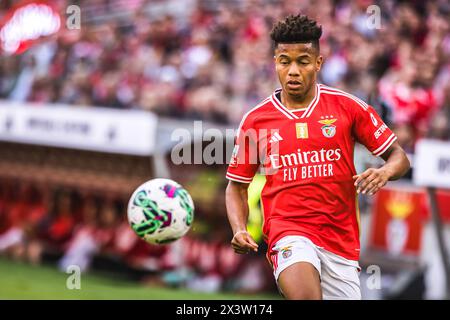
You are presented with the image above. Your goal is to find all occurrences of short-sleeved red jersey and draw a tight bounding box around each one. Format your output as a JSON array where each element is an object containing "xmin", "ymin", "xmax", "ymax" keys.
[{"xmin": 226, "ymin": 84, "xmax": 397, "ymax": 261}]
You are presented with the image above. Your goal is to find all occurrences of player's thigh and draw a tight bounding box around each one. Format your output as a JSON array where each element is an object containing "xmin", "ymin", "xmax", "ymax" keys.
[
  {"xmin": 271, "ymin": 236, "xmax": 322, "ymax": 300},
  {"xmin": 278, "ymin": 261, "xmax": 322, "ymax": 300},
  {"xmin": 318, "ymin": 249, "xmax": 361, "ymax": 300}
]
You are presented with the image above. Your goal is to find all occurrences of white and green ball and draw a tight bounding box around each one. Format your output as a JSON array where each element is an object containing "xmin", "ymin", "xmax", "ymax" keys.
[{"xmin": 127, "ymin": 178, "xmax": 194, "ymax": 244}]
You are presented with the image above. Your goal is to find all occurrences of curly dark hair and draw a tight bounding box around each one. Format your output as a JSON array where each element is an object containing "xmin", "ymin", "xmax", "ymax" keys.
[{"xmin": 270, "ymin": 14, "xmax": 322, "ymax": 52}]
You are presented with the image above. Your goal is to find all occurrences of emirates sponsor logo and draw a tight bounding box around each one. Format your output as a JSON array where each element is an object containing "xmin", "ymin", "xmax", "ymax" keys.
[
  {"xmin": 269, "ymin": 148, "xmax": 341, "ymax": 169},
  {"xmin": 268, "ymin": 148, "xmax": 341, "ymax": 181}
]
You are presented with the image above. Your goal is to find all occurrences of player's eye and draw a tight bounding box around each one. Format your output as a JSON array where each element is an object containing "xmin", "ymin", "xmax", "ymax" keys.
[{"xmin": 279, "ymin": 60, "xmax": 289, "ymax": 65}]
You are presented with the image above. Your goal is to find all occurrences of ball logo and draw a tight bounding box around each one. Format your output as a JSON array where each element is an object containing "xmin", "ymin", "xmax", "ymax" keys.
[{"xmin": 318, "ymin": 118, "xmax": 337, "ymax": 138}]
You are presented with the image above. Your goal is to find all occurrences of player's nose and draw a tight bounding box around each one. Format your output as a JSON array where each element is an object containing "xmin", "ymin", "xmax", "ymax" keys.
[{"xmin": 288, "ymin": 63, "xmax": 301, "ymax": 76}]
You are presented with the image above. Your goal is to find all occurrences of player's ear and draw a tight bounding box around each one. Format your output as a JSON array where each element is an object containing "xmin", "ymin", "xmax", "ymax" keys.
[
  {"xmin": 316, "ymin": 55, "xmax": 323, "ymax": 72},
  {"xmin": 273, "ymin": 43, "xmax": 278, "ymax": 63}
]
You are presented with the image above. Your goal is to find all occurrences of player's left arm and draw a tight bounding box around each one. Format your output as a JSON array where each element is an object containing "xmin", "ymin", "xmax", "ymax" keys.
[
  {"xmin": 353, "ymin": 141, "xmax": 410, "ymax": 195},
  {"xmin": 351, "ymin": 100, "xmax": 411, "ymax": 195}
]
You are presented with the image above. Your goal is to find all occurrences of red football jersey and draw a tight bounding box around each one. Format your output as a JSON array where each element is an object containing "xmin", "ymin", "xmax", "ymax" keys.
[{"xmin": 226, "ymin": 84, "xmax": 397, "ymax": 261}]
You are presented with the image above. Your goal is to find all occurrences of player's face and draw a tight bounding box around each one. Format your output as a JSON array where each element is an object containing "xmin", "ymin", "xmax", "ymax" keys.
[{"xmin": 274, "ymin": 43, "xmax": 323, "ymax": 101}]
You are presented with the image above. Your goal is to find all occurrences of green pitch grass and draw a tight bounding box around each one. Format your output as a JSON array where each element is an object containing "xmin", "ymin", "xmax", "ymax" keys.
[{"xmin": 0, "ymin": 258, "xmax": 279, "ymax": 300}]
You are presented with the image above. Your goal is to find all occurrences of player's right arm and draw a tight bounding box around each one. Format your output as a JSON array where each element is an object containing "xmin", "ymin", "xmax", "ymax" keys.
[
  {"xmin": 225, "ymin": 181, "xmax": 258, "ymax": 254},
  {"xmin": 225, "ymin": 114, "xmax": 259, "ymax": 254}
]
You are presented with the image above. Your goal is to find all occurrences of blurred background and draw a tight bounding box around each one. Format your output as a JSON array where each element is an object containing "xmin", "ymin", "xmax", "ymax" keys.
[{"xmin": 0, "ymin": 0, "xmax": 449, "ymax": 299}]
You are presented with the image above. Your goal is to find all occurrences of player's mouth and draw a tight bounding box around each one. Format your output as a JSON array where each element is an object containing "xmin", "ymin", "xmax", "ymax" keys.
[{"xmin": 286, "ymin": 80, "xmax": 303, "ymax": 90}]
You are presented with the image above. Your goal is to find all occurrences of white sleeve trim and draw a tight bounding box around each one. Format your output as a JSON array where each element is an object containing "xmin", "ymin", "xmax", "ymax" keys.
[
  {"xmin": 373, "ymin": 134, "xmax": 397, "ymax": 157},
  {"xmin": 226, "ymin": 172, "xmax": 254, "ymax": 183}
]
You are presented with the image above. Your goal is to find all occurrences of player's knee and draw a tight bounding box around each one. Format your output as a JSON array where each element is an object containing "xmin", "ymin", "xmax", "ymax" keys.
[{"xmin": 279, "ymin": 279, "xmax": 322, "ymax": 300}]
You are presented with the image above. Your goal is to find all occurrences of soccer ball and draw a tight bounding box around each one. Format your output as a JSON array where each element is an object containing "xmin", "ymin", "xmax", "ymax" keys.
[{"xmin": 127, "ymin": 178, "xmax": 194, "ymax": 245}]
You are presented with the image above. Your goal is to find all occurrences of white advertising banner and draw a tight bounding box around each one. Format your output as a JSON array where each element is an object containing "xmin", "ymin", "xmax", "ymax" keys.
[
  {"xmin": 0, "ymin": 101, "xmax": 157, "ymax": 156},
  {"xmin": 414, "ymin": 139, "xmax": 450, "ymax": 189}
]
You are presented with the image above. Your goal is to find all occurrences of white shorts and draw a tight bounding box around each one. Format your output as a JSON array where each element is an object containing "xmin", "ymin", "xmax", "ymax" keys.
[{"xmin": 271, "ymin": 235, "xmax": 361, "ymax": 300}]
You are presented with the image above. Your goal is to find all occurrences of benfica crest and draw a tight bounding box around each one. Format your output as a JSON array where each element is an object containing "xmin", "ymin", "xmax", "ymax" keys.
[
  {"xmin": 280, "ymin": 246, "xmax": 292, "ymax": 259},
  {"xmin": 318, "ymin": 118, "xmax": 337, "ymax": 138}
]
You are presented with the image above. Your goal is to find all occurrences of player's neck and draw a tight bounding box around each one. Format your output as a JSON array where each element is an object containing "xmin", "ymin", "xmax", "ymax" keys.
[{"xmin": 281, "ymin": 84, "xmax": 316, "ymax": 110}]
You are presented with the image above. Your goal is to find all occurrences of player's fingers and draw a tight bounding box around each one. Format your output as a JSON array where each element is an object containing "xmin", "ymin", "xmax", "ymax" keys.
[
  {"xmin": 231, "ymin": 239, "xmax": 242, "ymax": 250},
  {"xmin": 367, "ymin": 181, "xmax": 386, "ymax": 195},
  {"xmin": 232, "ymin": 234, "xmax": 256, "ymax": 252},
  {"xmin": 240, "ymin": 239, "xmax": 258, "ymax": 252},
  {"xmin": 360, "ymin": 169, "xmax": 374, "ymax": 179},
  {"xmin": 231, "ymin": 242, "xmax": 247, "ymax": 253},
  {"xmin": 244, "ymin": 234, "xmax": 259, "ymax": 251},
  {"xmin": 247, "ymin": 244, "xmax": 258, "ymax": 252},
  {"xmin": 354, "ymin": 175, "xmax": 362, "ymax": 187},
  {"xmin": 361, "ymin": 169, "xmax": 388, "ymax": 194},
  {"xmin": 233, "ymin": 247, "xmax": 249, "ymax": 254},
  {"xmin": 357, "ymin": 173, "xmax": 377, "ymax": 193},
  {"xmin": 353, "ymin": 169, "xmax": 372, "ymax": 186},
  {"xmin": 231, "ymin": 239, "xmax": 246, "ymax": 251},
  {"xmin": 232, "ymin": 240, "xmax": 253, "ymax": 254},
  {"xmin": 361, "ymin": 178, "xmax": 379, "ymax": 194}
]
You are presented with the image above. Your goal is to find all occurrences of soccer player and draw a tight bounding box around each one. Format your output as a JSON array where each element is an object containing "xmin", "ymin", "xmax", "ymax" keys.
[{"xmin": 225, "ymin": 14, "xmax": 410, "ymax": 300}]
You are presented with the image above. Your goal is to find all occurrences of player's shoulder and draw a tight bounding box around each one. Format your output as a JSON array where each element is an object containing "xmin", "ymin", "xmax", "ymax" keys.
[
  {"xmin": 319, "ymin": 84, "xmax": 369, "ymax": 112},
  {"xmin": 238, "ymin": 96, "xmax": 273, "ymax": 128}
]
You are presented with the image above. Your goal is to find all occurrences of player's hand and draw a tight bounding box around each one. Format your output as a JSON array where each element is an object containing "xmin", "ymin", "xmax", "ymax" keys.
[
  {"xmin": 231, "ymin": 230, "xmax": 259, "ymax": 254},
  {"xmin": 353, "ymin": 168, "xmax": 390, "ymax": 195}
]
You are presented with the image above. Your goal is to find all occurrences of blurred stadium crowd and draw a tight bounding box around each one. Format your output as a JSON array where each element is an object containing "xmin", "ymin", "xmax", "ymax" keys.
[
  {"xmin": 1, "ymin": 0, "xmax": 449, "ymax": 140},
  {"xmin": 0, "ymin": 0, "xmax": 449, "ymax": 295}
]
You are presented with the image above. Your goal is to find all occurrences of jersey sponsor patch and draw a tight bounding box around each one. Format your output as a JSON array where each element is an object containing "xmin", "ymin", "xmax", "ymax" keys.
[{"xmin": 295, "ymin": 123, "xmax": 308, "ymax": 139}]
